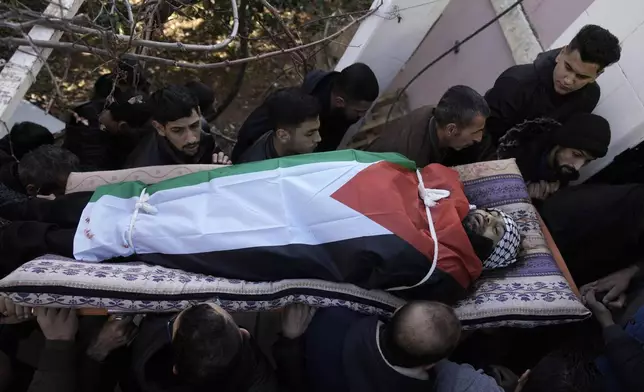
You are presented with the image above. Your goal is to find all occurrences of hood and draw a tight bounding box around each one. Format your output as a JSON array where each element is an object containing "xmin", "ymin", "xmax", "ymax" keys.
[{"xmin": 302, "ymin": 70, "xmax": 338, "ymax": 95}]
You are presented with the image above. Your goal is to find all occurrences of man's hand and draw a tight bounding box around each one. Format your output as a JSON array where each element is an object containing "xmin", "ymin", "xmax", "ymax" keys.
[
  {"xmin": 526, "ymin": 181, "xmax": 559, "ymax": 200},
  {"xmin": 514, "ymin": 370, "xmax": 530, "ymax": 392},
  {"xmin": 584, "ymin": 289, "xmax": 615, "ymax": 328},
  {"xmin": 0, "ymin": 297, "xmax": 34, "ymax": 324},
  {"xmin": 35, "ymin": 308, "xmax": 78, "ymax": 341},
  {"xmin": 580, "ymin": 264, "xmax": 640, "ymax": 307},
  {"xmin": 282, "ymin": 304, "xmax": 316, "ymax": 339},
  {"xmin": 212, "ymin": 152, "xmax": 232, "ymax": 165},
  {"xmin": 86, "ymin": 315, "xmax": 138, "ymax": 362}
]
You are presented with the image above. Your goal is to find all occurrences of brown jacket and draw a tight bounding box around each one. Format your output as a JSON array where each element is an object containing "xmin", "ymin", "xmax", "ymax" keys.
[{"xmin": 364, "ymin": 106, "xmax": 444, "ymax": 167}]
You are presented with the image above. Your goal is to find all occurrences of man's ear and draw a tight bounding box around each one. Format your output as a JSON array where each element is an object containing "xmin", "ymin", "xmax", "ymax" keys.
[
  {"xmin": 240, "ymin": 328, "xmax": 250, "ymax": 338},
  {"xmin": 445, "ymin": 123, "xmax": 458, "ymax": 136},
  {"xmin": 25, "ymin": 184, "xmax": 38, "ymax": 197},
  {"xmin": 117, "ymin": 121, "xmax": 129, "ymax": 133},
  {"xmin": 275, "ymin": 128, "xmax": 290, "ymax": 143},
  {"xmin": 151, "ymin": 120, "xmax": 165, "ymax": 137},
  {"xmin": 173, "ymin": 365, "xmax": 178, "ymax": 376}
]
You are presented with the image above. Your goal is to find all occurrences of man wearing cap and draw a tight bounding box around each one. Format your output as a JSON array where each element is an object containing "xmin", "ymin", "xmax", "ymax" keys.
[{"xmin": 497, "ymin": 113, "xmax": 611, "ymax": 200}]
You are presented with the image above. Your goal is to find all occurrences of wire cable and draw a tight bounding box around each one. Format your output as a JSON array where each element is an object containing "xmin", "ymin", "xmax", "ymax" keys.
[{"xmin": 385, "ymin": 0, "xmax": 527, "ymax": 126}]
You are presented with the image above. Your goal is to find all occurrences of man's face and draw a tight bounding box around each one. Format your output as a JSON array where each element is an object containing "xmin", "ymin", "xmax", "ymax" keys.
[
  {"xmin": 285, "ymin": 117, "xmax": 322, "ymax": 154},
  {"xmin": 333, "ymin": 97, "xmax": 372, "ymax": 122},
  {"xmin": 551, "ymin": 146, "xmax": 593, "ymax": 181},
  {"xmin": 445, "ymin": 114, "xmax": 486, "ymax": 150},
  {"xmin": 153, "ymin": 109, "xmax": 202, "ymax": 156},
  {"xmin": 553, "ymin": 48, "xmax": 601, "ymax": 95},
  {"xmin": 463, "ymin": 209, "xmax": 505, "ymax": 247}
]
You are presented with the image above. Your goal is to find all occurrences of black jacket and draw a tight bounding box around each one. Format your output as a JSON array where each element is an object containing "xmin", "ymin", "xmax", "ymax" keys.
[
  {"xmin": 27, "ymin": 340, "xmax": 76, "ymax": 392},
  {"xmin": 485, "ymin": 48, "xmax": 600, "ymax": 144},
  {"xmin": 125, "ymin": 131, "xmax": 220, "ymax": 168},
  {"xmin": 305, "ymin": 308, "xmax": 434, "ymax": 392},
  {"xmin": 63, "ymin": 101, "xmax": 151, "ymax": 171},
  {"xmin": 302, "ymin": 70, "xmax": 357, "ymax": 152},
  {"xmin": 603, "ymin": 324, "xmax": 644, "ymax": 392},
  {"xmin": 130, "ymin": 314, "xmax": 281, "ymax": 392},
  {"xmin": 231, "ymin": 104, "xmax": 272, "ymax": 163},
  {"xmin": 540, "ymin": 184, "xmax": 644, "ymax": 286},
  {"xmin": 237, "ymin": 132, "xmax": 279, "ymax": 164},
  {"xmin": 0, "ymin": 190, "xmax": 90, "ymax": 227}
]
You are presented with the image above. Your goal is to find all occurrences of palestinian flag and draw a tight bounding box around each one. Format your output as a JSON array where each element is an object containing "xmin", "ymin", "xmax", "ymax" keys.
[{"xmin": 74, "ymin": 150, "xmax": 481, "ymax": 301}]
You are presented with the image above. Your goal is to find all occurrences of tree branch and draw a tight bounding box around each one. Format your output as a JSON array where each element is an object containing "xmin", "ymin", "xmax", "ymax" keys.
[{"xmin": 0, "ymin": 1, "xmax": 380, "ymax": 69}]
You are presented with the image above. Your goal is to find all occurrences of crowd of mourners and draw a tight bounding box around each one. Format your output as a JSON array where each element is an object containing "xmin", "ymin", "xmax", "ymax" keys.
[{"xmin": 0, "ymin": 23, "xmax": 641, "ymax": 392}]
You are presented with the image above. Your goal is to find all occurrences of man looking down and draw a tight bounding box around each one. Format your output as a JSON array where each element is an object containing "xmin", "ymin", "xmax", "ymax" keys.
[
  {"xmin": 125, "ymin": 85, "xmax": 231, "ymax": 168},
  {"xmin": 237, "ymin": 88, "xmax": 321, "ymax": 164},
  {"xmin": 497, "ymin": 114, "xmax": 610, "ymax": 200}
]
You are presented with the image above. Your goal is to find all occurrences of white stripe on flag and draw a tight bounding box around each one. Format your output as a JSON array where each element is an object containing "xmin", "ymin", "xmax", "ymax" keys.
[{"xmin": 74, "ymin": 160, "xmax": 392, "ymax": 261}]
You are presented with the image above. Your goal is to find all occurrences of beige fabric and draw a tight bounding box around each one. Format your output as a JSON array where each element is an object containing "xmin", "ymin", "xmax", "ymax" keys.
[{"xmin": 65, "ymin": 165, "xmax": 225, "ymax": 194}]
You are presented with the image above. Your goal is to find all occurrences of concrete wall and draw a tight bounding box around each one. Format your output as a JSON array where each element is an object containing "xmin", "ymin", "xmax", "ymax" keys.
[
  {"xmin": 548, "ymin": 0, "xmax": 644, "ymax": 181},
  {"xmin": 388, "ymin": 0, "xmax": 515, "ymax": 109},
  {"xmin": 523, "ymin": 0, "xmax": 594, "ymax": 48}
]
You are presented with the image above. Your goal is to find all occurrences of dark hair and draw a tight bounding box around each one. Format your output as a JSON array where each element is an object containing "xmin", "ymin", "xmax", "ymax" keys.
[
  {"xmin": 18, "ymin": 145, "xmax": 79, "ymax": 193},
  {"xmin": 568, "ymin": 24, "xmax": 621, "ymax": 69},
  {"xmin": 107, "ymin": 92, "xmax": 152, "ymax": 128},
  {"xmin": 93, "ymin": 60, "xmax": 150, "ymax": 99},
  {"xmin": 172, "ymin": 304, "xmax": 242, "ymax": 386},
  {"xmin": 522, "ymin": 350, "xmax": 604, "ymax": 392},
  {"xmin": 266, "ymin": 87, "xmax": 320, "ymax": 130},
  {"xmin": 9, "ymin": 122, "xmax": 54, "ymax": 160},
  {"xmin": 333, "ymin": 63, "xmax": 379, "ymax": 102},
  {"xmin": 148, "ymin": 85, "xmax": 199, "ymax": 125},
  {"xmin": 434, "ymin": 85, "xmax": 490, "ymax": 129},
  {"xmin": 185, "ymin": 81, "xmax": 216, "ymax": 113},
  {"xmin": 382, "ymin": 301, "xmax": 461, "ymax": 368},
  {"xmin": 497, "ymin": 117, "xmax": 561, "ymax": 159}
]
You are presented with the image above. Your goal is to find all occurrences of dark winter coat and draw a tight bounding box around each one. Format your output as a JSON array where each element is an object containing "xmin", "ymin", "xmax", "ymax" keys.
[
  {"xmin": 125, "ymin": 130, "xmax": 220, "ymax": 168},
  {"xmin": 237, "ymin": 131, "xmax": 279, "ymax": 164}
]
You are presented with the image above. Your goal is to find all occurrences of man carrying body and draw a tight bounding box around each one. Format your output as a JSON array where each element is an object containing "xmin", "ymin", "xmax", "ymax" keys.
[
  {"xmin": 293, "ymin": 300, "xmax": 505, "ymax": 392},
  {"xmin": 231, "ymin": 63, "xmax": 379, "ymax": 160},
  {"xmin": 450, "ymin": 24, "xmax": 620, "ymax": 164},
  {"xmin": 125, "ymin": 85, "xmax": 231, "ymax": 168},
  {"xmin": 365, "ymin": 85, "xmax": 489, "ymax": 167},
  {"xmin": 497, "ymin": 113, "xmax": 611, "ymax": 200},
  {"xmin": 237, "ymin": 88, "xmax": 321, "ymax": 164}
]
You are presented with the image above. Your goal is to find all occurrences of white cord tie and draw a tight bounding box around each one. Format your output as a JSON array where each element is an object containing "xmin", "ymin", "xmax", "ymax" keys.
[
  {"xmin": 388, "ymin": 170, "xmax": 448, "ymax": 291},
  {"xmin": 126, "ymin": 189, "xmax": 157, "ymax": 250}
]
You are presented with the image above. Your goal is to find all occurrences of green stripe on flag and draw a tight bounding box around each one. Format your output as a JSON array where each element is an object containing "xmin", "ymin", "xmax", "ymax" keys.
[{"xmin": 90, "ymin": 150, "xmax": 415, "ymax": 201}]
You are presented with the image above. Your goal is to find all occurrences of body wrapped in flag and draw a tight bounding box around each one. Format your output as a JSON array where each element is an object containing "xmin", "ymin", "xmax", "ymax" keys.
[{"xmin": 73, "ymin": 150, "xmax": 512, "ymax": 303}]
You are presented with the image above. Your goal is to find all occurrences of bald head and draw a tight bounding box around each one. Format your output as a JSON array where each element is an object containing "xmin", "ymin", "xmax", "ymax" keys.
[{"xmin": 382, "ymin": 301, "xmax": 461, "ymax": 368}]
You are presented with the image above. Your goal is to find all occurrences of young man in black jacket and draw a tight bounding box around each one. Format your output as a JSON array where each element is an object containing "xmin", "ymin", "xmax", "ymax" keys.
[
  {"xmin": 125, "ymin": 85, "xmax": 231, "ymax": 168},
  {"xmin": 231, "ymin": 62, "xmax": 379, "ymax": 161},
  {"xmin": 448, "ymin": 24, "xmax": 620, "ymax": 165},
  {"xmin": 237, "ymin": 88, "xmax": 321, "ymax": 164}
]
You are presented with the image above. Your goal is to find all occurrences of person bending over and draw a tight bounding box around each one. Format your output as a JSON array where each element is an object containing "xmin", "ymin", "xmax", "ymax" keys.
[
  {"xmin": 231, "ymin": 62, "xmax": 378, "ymax": 160},
  {"xmin": 0, "ymin": 145, "xmax": 79, "ymax": 197},
  {"xmin": 130, "ymin": 301, "xmax": 306, "ymax": 392},
  {"xmin": 450, "ymin": 24, "xmax": 620, "ymax": 165},
  {"xmin": 237, "ymin": 88, "xmax": 321, "ymax": 164},
  {"xmin": 185, "ymin": 80, "xmax": 217, "ymax": 123},
  {"xmin": 64, "ymin": 90, "xmax": 152, "ymax": 170},
  {"xmin": 125, "ymin": 85, "xmax": 231, "ymax": 168},
  {"xmin": 295, "ymin": 300, "xmax": 504, "ymax": 392},
  {"xmin": 0, "ymin": 122, "xmax": 54, "ymax": 165},
  {"xmin": 497, "ymin": 114, "xmax": 610, "ymax": 200},
  {"xmin": 366, "ymin": 85, "xmax": 489, "ymax": 167}
]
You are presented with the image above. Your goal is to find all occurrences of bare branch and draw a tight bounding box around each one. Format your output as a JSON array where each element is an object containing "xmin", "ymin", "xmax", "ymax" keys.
[
  {"xmin": 259, "ymin": 0, "xmax": 306, "ymax": 66},
  {"xmin": 0, "ymin": 1, "xmax": 379, "ymax": 69}
]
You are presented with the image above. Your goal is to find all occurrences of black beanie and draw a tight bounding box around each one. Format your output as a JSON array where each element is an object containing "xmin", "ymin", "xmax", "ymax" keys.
[{"xmin": 552, "ymin": 113, "xmax": 611, "ymax": 158}]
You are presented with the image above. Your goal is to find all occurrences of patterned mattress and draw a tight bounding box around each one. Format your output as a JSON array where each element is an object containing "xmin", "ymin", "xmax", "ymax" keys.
[{"xmin": 0, "ymin": 158, "xmax": 590, "ymax": 329}]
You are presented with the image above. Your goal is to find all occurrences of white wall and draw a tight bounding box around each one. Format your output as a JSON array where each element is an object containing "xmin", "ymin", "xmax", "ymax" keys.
[
  {"xmin": 336, "ymin": 0, "xmax": 450, "ymax": 95},
  {"xmin": 549, "ymin": 0, "xmax": 644, "ymax": 181}
]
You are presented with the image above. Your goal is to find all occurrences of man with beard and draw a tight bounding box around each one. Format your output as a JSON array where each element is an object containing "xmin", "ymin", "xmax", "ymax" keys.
[
  {"xmin": 125, "ymin": 85, "xmax": 231, "ymax": 168},
  {"xmin": 365, "ymin": 85, "xmax": 488, "ymax": 167},
  {"xmin": 497, "ymin": 114, "xmax": 611, "ymax": 200}
]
